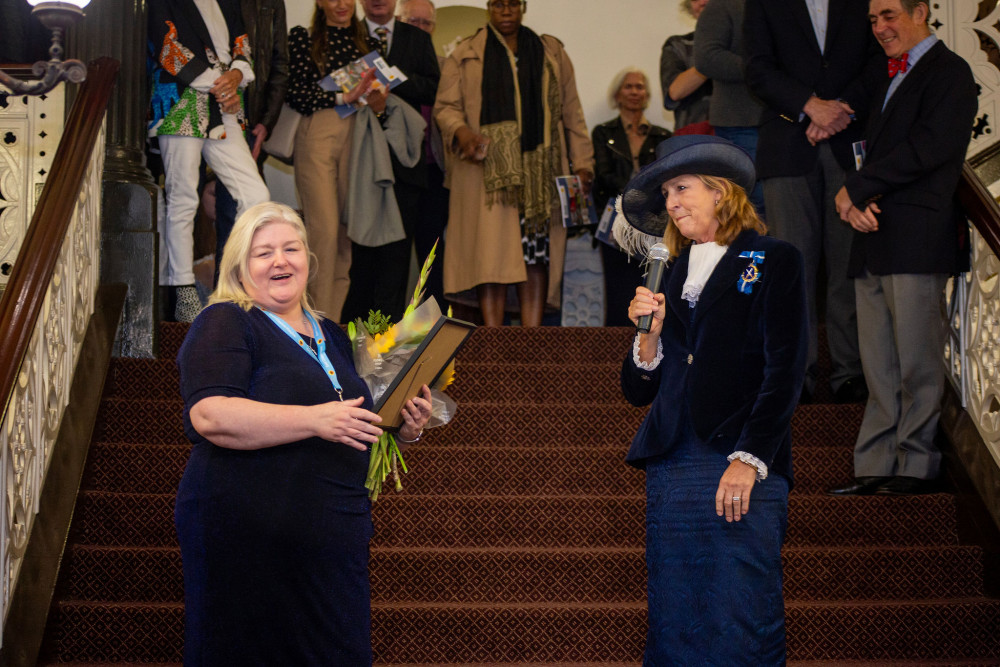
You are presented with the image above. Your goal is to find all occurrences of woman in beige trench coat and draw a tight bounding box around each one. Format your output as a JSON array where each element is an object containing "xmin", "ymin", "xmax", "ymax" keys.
[{"xmin": 433, "ymin": 0, "xmax": 594, "ymax": 326}]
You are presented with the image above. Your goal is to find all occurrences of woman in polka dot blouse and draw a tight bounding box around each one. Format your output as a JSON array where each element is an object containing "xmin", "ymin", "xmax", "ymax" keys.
[{"xmin": 287, "ymin": 0, "xmax": 384, "ymax": 321}]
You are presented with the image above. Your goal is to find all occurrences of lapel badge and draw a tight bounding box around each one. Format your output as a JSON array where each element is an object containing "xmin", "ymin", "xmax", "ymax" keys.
[{"xmin": 737, "ymin": 250, "xmax": 765, "ymax": 294}]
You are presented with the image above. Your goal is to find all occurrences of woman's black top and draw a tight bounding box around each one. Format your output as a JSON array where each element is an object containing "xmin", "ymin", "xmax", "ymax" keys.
[{"xmin": 287, "ymin": 24, "xmax": 370, "ymax": 116}]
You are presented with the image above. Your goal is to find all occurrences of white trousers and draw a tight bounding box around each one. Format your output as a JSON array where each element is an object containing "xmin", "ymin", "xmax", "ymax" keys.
[{"xmin": 158, "ymin": 114, "xmax": 269, "ymax": 285}]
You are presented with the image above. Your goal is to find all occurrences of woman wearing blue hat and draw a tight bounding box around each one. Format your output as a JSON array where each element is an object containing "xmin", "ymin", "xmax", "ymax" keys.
[{"xmin": 618, "ymin": 134, "xmax": 808, "ymax": 664}]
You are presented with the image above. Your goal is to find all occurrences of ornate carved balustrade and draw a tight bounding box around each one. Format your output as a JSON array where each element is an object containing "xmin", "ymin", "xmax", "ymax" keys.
[
  {"xmin": 0, "ymin": 58, "xmax": 117, "ymax": 644},
  {"xmin": 950, "ymin": 162, "xmax": 1000, "ymax": 519},
  {"xmin": 0, "ymin": 81, "xmax": 64, "ymax": 290}
]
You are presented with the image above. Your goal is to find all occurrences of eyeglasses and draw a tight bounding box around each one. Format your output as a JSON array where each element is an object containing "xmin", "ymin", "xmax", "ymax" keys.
[
  {"xmin": 488, "ymin": 0, "xmax": 525, "ymax": 10},
  {"xmin": 403, "ymin": 16, "xmax": 435, "ymax": 28}
]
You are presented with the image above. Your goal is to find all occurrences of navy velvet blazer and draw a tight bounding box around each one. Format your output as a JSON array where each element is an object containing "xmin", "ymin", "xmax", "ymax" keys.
[
  {"xmin": 621, "ymin": 230, "xmax": 808, "ymax": 484},
  {"xmin": 845, "ymin": 40, "xmax": 977, "ymax": 277}
]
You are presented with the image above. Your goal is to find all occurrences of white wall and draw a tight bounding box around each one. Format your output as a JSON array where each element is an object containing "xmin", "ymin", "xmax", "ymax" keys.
[
  {"xmin": 267, "ymin": 0, "xmax": 692, "ymax": 205},
  {"xmin": 435, "ymin": 0, "xmax": 693, "ymax": 131}
]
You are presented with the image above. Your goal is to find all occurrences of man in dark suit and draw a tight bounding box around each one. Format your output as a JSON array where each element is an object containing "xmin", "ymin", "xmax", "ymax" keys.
[
  {"xmin": 342, "ymin": 0, "xmax": 441, "ymax": 321},
  {"xmin": 397, "ymin": 0, "xmax": 449, "ymax": 310},
  {"xmin": 745, "ymin": 0, "xmax": 882, "ymax": 403},
  {"xmin": 829, "ymin": 0, "xmax": 977, "ymax": 496},
  {"xmin": 361, "ymin": 0, "xmax": 441, "ymax": 112}
]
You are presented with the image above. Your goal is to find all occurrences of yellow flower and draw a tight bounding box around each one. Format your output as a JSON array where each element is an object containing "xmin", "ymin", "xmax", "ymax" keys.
[
  {"xmin": 369, "ymin": 327, "xmax": 397, "ymax": 356},
  {"xmin": 434, "ymin": 359, "xmax": 456, "ymax": 390}
]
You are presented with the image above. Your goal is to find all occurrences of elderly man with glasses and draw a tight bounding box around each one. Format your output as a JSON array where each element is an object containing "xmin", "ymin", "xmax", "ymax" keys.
[{"xmin": 398, "ymin": 0, "xmax": 436, "ymax": 32}]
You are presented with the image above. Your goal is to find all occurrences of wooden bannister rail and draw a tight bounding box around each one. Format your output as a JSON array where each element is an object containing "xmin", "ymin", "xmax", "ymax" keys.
[
  {"xmin": 0, "ymin": 57, "xmax": 119, "ymax": 421},
  {"xmin": 958, "ymin": 161, "xmax": 1000, "ymax": 259},
  {"xmin": 0, "ymin": 66, "xmax": 38, "ymax": 79}
]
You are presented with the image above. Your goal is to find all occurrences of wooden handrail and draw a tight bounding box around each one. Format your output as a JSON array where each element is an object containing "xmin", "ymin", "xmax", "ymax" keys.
[
  {"xmin": 0, "ymin": 57, "xmax": 119, "ymax": 421},
  {"xmin": 959, "ymin": 161, "xmax": 1000, "ymax": 259},
  {"xmin": 0, "ymin": 66, "xmax": 37, "ymax": 78}
]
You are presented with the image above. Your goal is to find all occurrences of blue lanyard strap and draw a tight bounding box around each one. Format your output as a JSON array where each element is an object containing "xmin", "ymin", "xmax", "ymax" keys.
[{"xmin": 259, "ymin": 307, "xmax": 344, "ymax": 400}]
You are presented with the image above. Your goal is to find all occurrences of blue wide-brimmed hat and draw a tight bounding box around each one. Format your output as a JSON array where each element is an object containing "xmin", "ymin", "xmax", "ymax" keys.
[{"xmin": 620, "ymin": 135, "xmax": 756, "ymax": 237}]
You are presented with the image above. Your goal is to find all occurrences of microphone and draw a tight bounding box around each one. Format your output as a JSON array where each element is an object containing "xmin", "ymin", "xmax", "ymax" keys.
[{"xmin": 637, "ymin": 243, "xmax": 670, "ymax": 334}]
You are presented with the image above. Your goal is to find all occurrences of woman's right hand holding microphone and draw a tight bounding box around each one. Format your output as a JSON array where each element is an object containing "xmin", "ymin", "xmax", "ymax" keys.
[
  {"xmin": 629, "ymin": 286, "xmax": 666, "ymax": 335},
  {"xmin": 628, "ymin": 286, "xmax": 666, "ymax": 363}
]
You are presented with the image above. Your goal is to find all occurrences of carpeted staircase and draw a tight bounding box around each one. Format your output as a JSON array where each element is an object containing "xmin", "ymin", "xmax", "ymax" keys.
[{"xmin": 38, "ymin": 324, "xmax": 1000, "ymax": 664}]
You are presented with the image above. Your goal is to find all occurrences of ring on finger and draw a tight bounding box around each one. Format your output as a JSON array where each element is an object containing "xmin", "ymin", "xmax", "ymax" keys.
[{"xmin": 732, "ymin": 496, "xmax": 741, "ymax": 502}]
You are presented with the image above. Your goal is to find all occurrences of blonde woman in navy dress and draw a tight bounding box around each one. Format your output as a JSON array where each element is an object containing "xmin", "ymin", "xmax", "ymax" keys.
[
  {"xmin": 175, "ymin": 202, "xmax": 432, "ymax": 664},
  {"xmin": 619, "ymin": 135, "xmax": 808, "ymax": 664}
]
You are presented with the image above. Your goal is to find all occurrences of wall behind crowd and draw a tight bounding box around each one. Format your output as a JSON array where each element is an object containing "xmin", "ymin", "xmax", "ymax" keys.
[{"xmin": 265, "ymin": 0, "xmax": 694, "ymax": 207}]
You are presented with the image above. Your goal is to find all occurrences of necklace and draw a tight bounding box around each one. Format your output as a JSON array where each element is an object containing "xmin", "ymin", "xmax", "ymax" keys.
[{"xmin": 302, "ymin": 316, "xmax": 317, "ymax": 353}]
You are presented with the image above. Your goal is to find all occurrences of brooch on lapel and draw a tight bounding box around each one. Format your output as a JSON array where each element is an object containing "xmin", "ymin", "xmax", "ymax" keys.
[{"xmin": 737, "ymin": 251, "xmax": 765, "ymax": 294}]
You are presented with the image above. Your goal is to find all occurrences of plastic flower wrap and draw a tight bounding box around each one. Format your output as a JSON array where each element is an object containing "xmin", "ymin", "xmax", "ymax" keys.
[
  {"xmin": 351, "ymin": 297, "xmax": 458, "ymax": 427},
  {"xmin": 346, "ymin": 242, "xmax": 459, "ymax": 500}
]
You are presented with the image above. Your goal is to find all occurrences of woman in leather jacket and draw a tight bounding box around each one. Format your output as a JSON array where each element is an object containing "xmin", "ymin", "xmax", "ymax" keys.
[{"xmin": 592, "ymin": 68, "xmax": 671, "ymax": 325}]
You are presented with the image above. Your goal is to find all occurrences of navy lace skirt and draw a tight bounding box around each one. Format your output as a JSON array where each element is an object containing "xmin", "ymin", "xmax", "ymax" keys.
[{"xmin": 643, "ymin": 421, "xmax": 789, "ymax": 666}]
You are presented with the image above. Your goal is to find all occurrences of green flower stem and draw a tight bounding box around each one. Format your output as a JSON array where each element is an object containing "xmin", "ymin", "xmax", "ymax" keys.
[{"xmin": 365, "ymin": 432, "xmax": 407, "ymax": 501}]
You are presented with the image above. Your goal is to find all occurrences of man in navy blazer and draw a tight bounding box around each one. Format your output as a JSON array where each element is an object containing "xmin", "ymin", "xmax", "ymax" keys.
[
  {"xmin": 744, "ymin": 0, "xmax": 883, "ymax": 404},
  {"xmin": 830, "ymin": 0, "xmax": 977, "ymax": 495}
]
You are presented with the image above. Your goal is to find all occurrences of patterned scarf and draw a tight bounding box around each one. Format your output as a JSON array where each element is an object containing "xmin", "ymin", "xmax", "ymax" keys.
[{"xmin": 479, "ymin": 23, "xmax": 561, "ymax": 236}]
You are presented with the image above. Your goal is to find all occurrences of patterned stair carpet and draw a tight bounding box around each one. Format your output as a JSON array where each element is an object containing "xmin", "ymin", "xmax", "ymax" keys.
[{"xmin": 38, "ymin": 324, "xmax": 1000, "ymax": 664}]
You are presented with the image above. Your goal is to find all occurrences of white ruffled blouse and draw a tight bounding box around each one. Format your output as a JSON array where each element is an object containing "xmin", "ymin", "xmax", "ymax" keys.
[{"xmin": 681, "ymin": 242, "xmax": 728, "ymax": 305}]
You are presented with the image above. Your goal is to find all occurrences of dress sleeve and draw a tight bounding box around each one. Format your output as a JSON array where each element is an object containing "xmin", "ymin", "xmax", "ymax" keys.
[
  {"xmin": 728, "ymin": 450, "xmax": 768, "ymax": 481},
  {"xmin": 230, "ymin": 60, "xmax": 255, "ymax": 87},
  {"xmin": 188, "ymin": 66, "xmax": 225, "ymax": 93},
  {"xmin": 178, "ymin": 303, "xmax": 255, "ymax": 407}
]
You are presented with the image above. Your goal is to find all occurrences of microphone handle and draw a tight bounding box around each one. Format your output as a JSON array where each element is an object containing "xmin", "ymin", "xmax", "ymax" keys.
[{"xmin": 637, "ymin": 259, "xmax": 667, "ymax": 334}]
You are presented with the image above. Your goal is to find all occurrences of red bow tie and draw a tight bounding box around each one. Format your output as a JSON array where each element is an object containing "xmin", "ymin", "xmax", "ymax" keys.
[{"xmin": 887, "ymin": 53, "xmax": 909, "ymax": 77}]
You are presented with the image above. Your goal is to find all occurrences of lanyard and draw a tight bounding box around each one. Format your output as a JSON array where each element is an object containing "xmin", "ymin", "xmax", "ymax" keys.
[{"xmin": 259, "ymin": 307, "xmax": 344, "ymax": 400}]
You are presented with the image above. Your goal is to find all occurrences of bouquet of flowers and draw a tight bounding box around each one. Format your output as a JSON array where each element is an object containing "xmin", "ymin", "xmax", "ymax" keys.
[{"xmin": 346, "ymin": 243, "xmax": 459, "ymax": 500}]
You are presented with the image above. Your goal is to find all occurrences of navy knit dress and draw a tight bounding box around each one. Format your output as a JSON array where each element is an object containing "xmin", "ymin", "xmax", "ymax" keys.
[{"xmin": 175, "ymin": 303, "xmax": 374, "ymax": 665}]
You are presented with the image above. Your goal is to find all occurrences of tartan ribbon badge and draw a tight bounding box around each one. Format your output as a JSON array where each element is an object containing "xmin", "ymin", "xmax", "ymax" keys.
[{"xmin": 737, "ymin": 251, "xmax": 765, "ymax": 294}]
